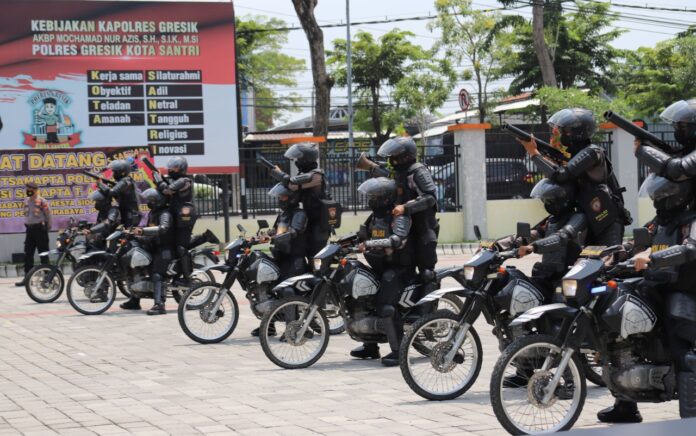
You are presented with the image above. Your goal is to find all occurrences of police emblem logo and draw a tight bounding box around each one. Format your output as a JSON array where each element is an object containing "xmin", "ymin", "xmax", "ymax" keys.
[
  {"xmin": 372, "ymin": 229, "xmax": 386, "ymax": 238},
  {"xmin": 591, "ymin": 197, "xmax": 602, "ymax": 213},
  {"xmin": 329, "ymin": 207, "xmax": 336, "ymax": 219}
]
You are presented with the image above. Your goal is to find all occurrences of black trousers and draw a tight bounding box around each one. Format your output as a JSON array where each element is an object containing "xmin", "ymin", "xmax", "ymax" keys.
[{"xmin": 24, "ymin": 224, "xmax": 49, "ymax": 274}]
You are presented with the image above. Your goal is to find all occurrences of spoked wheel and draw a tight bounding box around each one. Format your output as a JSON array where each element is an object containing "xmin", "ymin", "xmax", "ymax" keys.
[
  {"xmin": 178, "ymin": 283, "xmax": 239, "ymax": 344},
  {"xmin": 259, "ymin": 296, "xmax": 330, "ymax": 369},
  {"xmin": 66, "ymin": 266, "xmax": 116, "ymax": 315},
  {"xmin": 490, "ymin": 334, "xmax": 586, "ymax": 435},
  {"xmin": 437, "ymin": 294, "xmax": 463, "ymax": 313},
  {"xmin": 580, "ymin": 351, "xmax": 606, "ymax": 387},
  {"xmin": 323, "ymin": 295, "xmax": 345, "ymax": 335},
  {"xmin": 25, "ymin": 265, "xmax": 64, "ymax": 303},
  {"xmin": 171, "ymin": 270, "xmax": 215, "ymax": 304},
  {"xmin": 400, "ymin": 310, "xmax": 482, "ymax": 400}
]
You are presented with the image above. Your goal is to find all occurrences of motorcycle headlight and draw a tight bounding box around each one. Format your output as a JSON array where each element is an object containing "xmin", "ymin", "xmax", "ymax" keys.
[
  {"xmin": 56, "ymin": 241, "xmax": 62, "ymax": 249},
  {"xmin": 562, "ymin": 280, "xmax": 577, "ymax": 297},
  {"xmin": 313, "ymin": 258, "xmax": 323, "ymax": 272},
  {"xmin": 464, "ymin": 266, "xmax": 475, "ymax": 281}
]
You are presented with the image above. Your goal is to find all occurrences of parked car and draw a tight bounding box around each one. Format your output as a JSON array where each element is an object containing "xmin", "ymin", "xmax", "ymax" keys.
[{"xmin": 486, "ymin": 159, "xmax": 538, "ymax": 200}]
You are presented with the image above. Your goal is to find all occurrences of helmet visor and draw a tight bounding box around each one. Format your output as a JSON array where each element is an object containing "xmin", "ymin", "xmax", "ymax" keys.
[
  {"xmin": 267, "ymin": 183, "xmax": 291, "ymax": 198},
  {"xmin": 638, "ymin": 174, "xmax": 680, "ymax": 200},
  {"xmin": 547, "ymin": 109, "xmax": 577, "ymax": 129},
  {"xmin": 530, "ymin": 178, "xmax": 565, "ymax": 200},
  {"xmin": 660, "ymin": 100, "xmax": 696, "ymax": 124},
  {"xmin": 357, "ymin": 177, "xmax": 394, "ymax": 197},
  {"xmin": 377, "ymin": 139, "xmax": 404, "ymax": 158},
  {"xmin": 284, "ymin": 143, "xmax": 306, "ymax": 160}
]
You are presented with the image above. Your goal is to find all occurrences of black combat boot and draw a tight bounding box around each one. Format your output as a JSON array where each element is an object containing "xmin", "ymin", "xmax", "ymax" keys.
[
  {"xmin": 350, "ymin": 343, "xmax": 380, "ymax": 359},
  {"xmin": 597, "ymin": 399, "xmax": 642, "ymax": 423},
  {"xmin": 251, "ymin": 323, "xmax": 276, "ymax": 337},
  {"xmin": 204, "ymin": 229, "xmax": 220, "ymax": 244},
  {"xmin": 679, "ymin": 370, "xmax": 696, "ymax": 418},
  {"xmin": 381, "ymin": 316, "xmax": 403, "ymax": 367},
  {"xmin": 147, "ymin": 280, "xmax": 166, "ymax": 315},
  {"xmin": 120, "ymin": 297, "xmax": 141, "ymax": 310}
]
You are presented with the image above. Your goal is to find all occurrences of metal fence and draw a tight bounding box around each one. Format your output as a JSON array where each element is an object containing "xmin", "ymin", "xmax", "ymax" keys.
[
  {"xmin": 484, "ymin": 125, "xmax": 612, "ymax": 200},
  {"xmin": 192, "ymin": 145, "xmax": 462, "ymax": 217},
  {"xmin": 638, "ymin": 123, "xmax": 679, "ymax": 186}
]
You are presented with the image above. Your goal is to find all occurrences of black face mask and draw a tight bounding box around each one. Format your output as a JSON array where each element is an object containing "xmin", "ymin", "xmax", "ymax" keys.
[
  {"xmin": 296, "ymin": 161, "xmax": 317, "ymax": 173},
  {"xmin": 368, "ymin": 197, "xmax": 392, "ymax": 214},
  {"xmin": 674, "ymin": 127, "xmax": 696, "ymax": 150},
  {"xmin": 561, "ymin": 135, "xmax": 590, "ymax": 156},
  {"xmin": 543, "ymin": 199, "xmax": 569, "ymax": 217},
  {"xmin": 26, "ymin": 190, "xmax": 35, "ymax": 197}
]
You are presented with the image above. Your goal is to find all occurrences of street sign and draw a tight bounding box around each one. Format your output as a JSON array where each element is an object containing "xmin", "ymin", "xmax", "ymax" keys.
[{"xmin": 459, "ymin": 88, "xmax": 471, "ymax": 111}]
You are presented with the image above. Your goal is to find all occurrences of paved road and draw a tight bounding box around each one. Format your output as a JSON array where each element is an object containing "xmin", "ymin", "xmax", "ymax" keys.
[{"xmin": 0, "ymin": 255, "xmax": 678, "ymax": 435}]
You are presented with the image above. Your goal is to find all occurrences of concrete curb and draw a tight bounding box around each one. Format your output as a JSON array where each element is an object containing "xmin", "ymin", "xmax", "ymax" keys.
[{"xmin": 436, "ymin": 243, "xmax": 478, "ymax": 256}]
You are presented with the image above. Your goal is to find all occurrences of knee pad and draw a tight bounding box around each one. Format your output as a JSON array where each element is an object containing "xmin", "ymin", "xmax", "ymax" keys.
[
  {"xmin": 419, "ymin": 269, "xmax": 435, "ymax": 283},
  {"xmin": 152, "ymin": 273, "xmax": 162, "ymax": 282},
  {"xmin": 382, "ymin": 270, "xmax": 398, "ymax": 284},
  {"xmin": 176, "ymin": 246, "xmax": 187, "ymax": 258},
  {"xmin": 377, "ymin": 304, "xmax": 395, "ymax": 318}
]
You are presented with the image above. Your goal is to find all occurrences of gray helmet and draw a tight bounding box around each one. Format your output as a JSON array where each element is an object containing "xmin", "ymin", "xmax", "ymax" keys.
[
  {"xmin": 639, "ymin": 174, "xmax": 692, "ymax": 214},
  {"xmin": 285, "ymin": 143, "xmax": 319, "ymax": 172},
  {"xmin": 660, "ymin": 99, "xmax": 696, "ymax": 148},
  {"xmin": 377, "ymin": 136, "xmax": 417, "ymax": 170},
  {"xmin": 167, "ymin": 156, "xmax": 188, "ymax": 179},
  {"xmin": 358, "ymin": 177, "xmax": 397, "ymax": 210},
  {"xmin": 108, "ymin": 159, "xmax": 131, "ymax": 180},
  {"xmin": 89, "ymin": 190, "xmax": 110, "ymax": 211},
  {"xmin": 141, "ymin": 187, "xmax": 166, "ymax": 210},
  {"xmin": 268, "ymin": 183, "xmax": 300, "ymax": 211},
  {"xmin": 531, "ymin": 178, "xmax": 576, "ymax": 216},
  {"xmin": 548, "ymin": 108, "xmax": 596, "ymax": 153}
]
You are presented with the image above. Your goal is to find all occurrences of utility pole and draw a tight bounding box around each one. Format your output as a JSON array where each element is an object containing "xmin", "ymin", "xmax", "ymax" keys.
[{"xmin": 346, "ymin": 0, "xmax": 356, "ymax": 213}]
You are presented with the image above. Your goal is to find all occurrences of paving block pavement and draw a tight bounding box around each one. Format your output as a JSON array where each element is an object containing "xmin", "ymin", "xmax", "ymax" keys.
[{"xmin": 0, "ymin": 254, "xmax": 679, "ymax": 435}]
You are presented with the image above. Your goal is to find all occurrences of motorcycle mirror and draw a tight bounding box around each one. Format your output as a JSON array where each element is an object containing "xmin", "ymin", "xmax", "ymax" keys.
[
  {"xmin": 633, "ymin": 227, "xmax": 651, "ymax": 248},
  {"xmin": 473, "ymin": 225, "xmax": 482, "ymax": 241},
  {"xmin": 257, "ymin": 219, "xmax": 269, "ymax": 230},
  {"xmin": 237, "ymin": 224, "xmax": 246, "ymax": 234},
  {"xmin": 516, "ymin": 222, "xmax": 531, "ymax": 239}
]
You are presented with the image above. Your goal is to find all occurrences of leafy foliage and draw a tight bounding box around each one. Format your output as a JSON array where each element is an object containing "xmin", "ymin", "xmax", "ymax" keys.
[{"xmin": 236, "ymin": 15, "xmax": 305, "ymax": 130}]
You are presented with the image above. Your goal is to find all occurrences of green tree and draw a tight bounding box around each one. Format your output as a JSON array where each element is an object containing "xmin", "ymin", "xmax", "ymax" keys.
[
  {"xmin": 534, "ymin": 87, "xmax": 633, "ymax": 121},
  {"xmin": 430, "ymin": 0, "xmax": 510, "ymax": 123},
  {"xmin": 613, "ymin": 34, "xmax": 696, "ymax": 118},
  {"xmin": 394, "ymin": 60, "xmax": 456, "ymax": 145},
  {"xmin": 328, "ymin": 30, "xmax": 430, "ymax": 145},
  {"xmin": 500, "ymin": 1, "xmax": 622, "ymax": 95},
  {"xmin": 236, "ymin": 15, "xmax": 305, "ymax": 130}
]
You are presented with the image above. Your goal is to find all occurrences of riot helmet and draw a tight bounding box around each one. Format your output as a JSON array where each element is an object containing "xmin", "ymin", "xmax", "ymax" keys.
[
  {"xmin": 268, "ymin": 183, "xmax": 300, "ymax": 212},
  {"xmin": 108, "ymin": 160, "xmax": 131, "ymax": 180},
  {"xmin": 358, "ymin": 177, "xmax": 397, "ymax": 212},
  {"xmin": 547, "ymin": 108, "xmax": 596, "ymax": 156},
  {"xmin": 660, "ymin": 99, "xmax": 696, "ymax": 149},
  {"xmin": 89, "ymin": 190, "xmax": 110, "ymax": 212},
  {"xmin": 377, "ymin": 136, "xmax": 417, "ymax": 170},
  {"xmin": 141, "ymin": 187, "xmax": 166, "ymax": 210},
  {"xmin": 284, "ymin": 143, "xmax": 319, "ymax": 172},
  {"xmin": 531, "ymin": 178, "xmax": 576, "ymax": 216},
  {"xmin": 639, "ymin": 173, "xmax": 692, "ymax": 220},
  {"xmin": 167, "ymin": 156, "xmax": 188, "ymax": 179}
]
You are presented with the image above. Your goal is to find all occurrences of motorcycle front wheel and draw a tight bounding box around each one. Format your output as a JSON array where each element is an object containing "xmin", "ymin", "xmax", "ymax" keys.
[
  {"xmin": 25, "ymin": 265, "xmax": 64, "ymax": 303},
  {"xmin": 259, "ymin": 296, "xmax": 330, "ymax": 369},
  {"xmin": 400, "ymin": 310, "xmax": 482, "ymax": 401},
  {"xmin": 66, "ymin": 266, "xmax": 117, "ymax": 315},
  {"xmin": 178, "ymin": 282, "xmax": 239, "ymax": 344},
  {"xmin": 490, "ymin": 334, "xmax": 586, "ymax": 435}
]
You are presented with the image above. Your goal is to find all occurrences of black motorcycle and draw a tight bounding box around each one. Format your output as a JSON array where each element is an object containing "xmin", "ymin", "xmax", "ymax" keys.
[
  {"xmin": 24, "ymin": 217, "xmax": 94, "ymax": 303},
  {"xmin": 66, "ymin": 228, "xmax": 218, "ymax": 315},
  {"xmin": 258, "ymin": 234, "xmax": 464, "ymax": 369},
  {"xmin": 177, "ymin": 221, "xmax": 345, "ymax": 344},
  {"xmin": 399, "ymin": 224, "xmax": 604, "ymax": 401},
  {"xmin": 489, "ymin": 231, "xmax": 661, "ymax": 434}
]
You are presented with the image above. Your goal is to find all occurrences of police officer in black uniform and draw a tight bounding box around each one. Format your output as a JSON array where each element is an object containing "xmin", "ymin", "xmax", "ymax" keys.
[
  {"xmin": 271, "ymin": 143, "xmax": 330, "ymax": 261},
  {"xmin": 107, "ymin": 159, "xmax": 140, "ymax": 228},
  {"xmin": 156, "ymin": 157, "xmax": 197, "ymax": 286},
  {"xmin": 520, "ymin": 108, "xmax": 630, "ymax": 246},
  {"xmin": 85, "ymin": 190, "xmax": 121, "ymax": 243},
  {"xmin": 596, "ymin": 175, "xmax": 696, "ymax": 422},
  {"xmin": 635, "ymin": 98, "xmax": 696, "ymax": 182},
  {"xmin": 375, "ymin": 136, "xmax": 439, "ymax": 290},
  {"xmin": 350, "ymin": 177, "xmax": 415, "ymax": 367},
  {"xmin": 250, "ymin": 183, "xmax": 309, "ymax": 337},
  {"xmin": 119, "ymin": 188, "xmax": 175, "ymax": 315}
]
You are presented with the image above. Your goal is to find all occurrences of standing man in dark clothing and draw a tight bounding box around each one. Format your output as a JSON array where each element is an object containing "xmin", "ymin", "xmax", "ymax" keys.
[
  {"xmin": 375, "ymin": 136, "xmax": 439, "ymax": 289},
  {"xmin": 271, "ymin": 142, "xmax": 331, "ymax": 260},
  {"xmin": 155, "ymin": 157, "xmax": 197, "ymax": 286},
  {"xmin": 119, "ymin": 188, "xmax": 175, "ymax": 315},
  {"xmin": 351, "ymin": 177, "xmax": 415, "ymax": 366},
  {"xmin": 15, "ymin": 182, "xmax": 51, "ymax": 286},
  {"xmin": 107, "ymin": 159, "xmax": 140, "ymax": 227},
  {"xmin": 519, "ymin": 108, "xmax": 630, "ymax": 246}
]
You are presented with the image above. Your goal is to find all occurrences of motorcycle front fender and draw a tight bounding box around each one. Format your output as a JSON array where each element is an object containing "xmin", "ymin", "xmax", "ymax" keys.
[
  {"xmin": 196, "ymin": 264, "xmax": 232, "ymax": 274},
  {"xmin": 509, "ymin": 303, "xmax": 578, "ymax": 327},
  {"xmin": 415, "ymin": 286, "xmax": 470, "ymax": 306}
]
